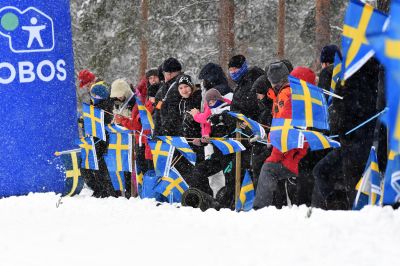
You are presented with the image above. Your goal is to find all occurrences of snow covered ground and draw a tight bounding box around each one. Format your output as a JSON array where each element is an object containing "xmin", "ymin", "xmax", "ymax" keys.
[{"xmin": 1, "ymin": 190, "xmax": 399, "ymax": 266}]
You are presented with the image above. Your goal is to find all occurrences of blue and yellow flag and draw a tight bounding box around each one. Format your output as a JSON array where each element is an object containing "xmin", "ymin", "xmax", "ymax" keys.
[
  {"xmin": 154, "ymin": 167, "xmax": 189, "ymax": 203},
  {"xmin": 148, "ymin": 139, "xmax": 175, "ymax": 177},
  {"xmin": 235, "ymin": 170, "xmax": 255, "ymax": 212},
  {"xmin": 108, "ymin": 171, "xmax": 126, "ymax": 192},
  {"xmin": 228, "ymin": 112, "xmax": 266, "ymax": 138},
  {"xmin": 60, "ymin": 151, "xmax": 84, "ymax": 197},
  {"xmin": 82, "ymin": 103, "xmax": 106, "ymax": 141},
  {"xmin": 328, "ymin": 52, "xmax": 343, "ymax": 106},
  {"xmin": 289, "ymin": 76, "xmax": 329, "ymax": 130},
  {"xmin": 106, "ymin": 124, "xmax": 131, "ymax": 134},
  {"xmin": 342, "ymin": 0, "xmax": 388, "ymax": 80},
  {"xmin": 77, "ymin": 137, "xmax": 98, "ymax": 170},
  {"xmin": 158, "ymin": 136, "xmax": 196, "ymax": 165},
  {"xmin": 301, "ymin": 130, "xmax": 340, "ymax": 151},
  {"xmin": 104, "ymin": 133, "xmax": 132, "ymax": 172},
  {"xmin": 353, "ymin": 147, "xmax": 381, "ymax": 210},
  {"xmin": 210, "ymin": 139, "xmax": 246, "ymax": 155},
  {"xmin": 382, "ymin": 151, "xmax": 400, "ymax": 205},
  {"xmin": 367, "ymin": 0, "xmax": 400, "ymax": 153},
  {"xmin": 135, "ymin": 162, "xmax": 144, "ymax": 197},
  {"xmin": 269, "ymin": 118, "xmax": 304, "ymax": 153},
  {"xmin": 135, "ymin": 96, "xmax": 154, "ymax": 131}
]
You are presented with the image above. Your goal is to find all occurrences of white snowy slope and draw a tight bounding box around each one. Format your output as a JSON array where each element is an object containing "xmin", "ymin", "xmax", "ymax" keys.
[{"xmin": 0, "ymin": 191, "xmax": 399, "ymax": 266}]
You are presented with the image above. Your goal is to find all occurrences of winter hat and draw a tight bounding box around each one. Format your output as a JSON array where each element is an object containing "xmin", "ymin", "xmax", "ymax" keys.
[
  {"xmin": 252, "ymin": 75, "xmax": 271, "ymax": 95},
  {"xmin": 320, "ymin": 45, "xmax": 342, "ymax": 64},
  {"xmin": 177, "ymin": 74, "xmax": 194, "ymax": 88},
  {"xmin": 90, "ymin": 83, "xmax": 110, "ymax": 100},
  {"xmin": 280, "ymin": 59, "xmax": 294, "ymax": 73},
  {"xmin": 162, "ymin": 57, "xmax": 182, "ymax": 73},
  {"xmin": 267, "ymin": 61, "xmax": 290, "ymax": 85},
  {"xmin": 147, "ymin": 83, "xmax": 160, "ymax": 98},
  {"xmin": 110, "ymin": 79, "xmax": 132, "ymax": 98},
  {"xmin": 145, "ymin": 68, "xmax": 159, "ymax": 78},
  {"xmin": 228, "ymin": 54, "xmax": 246, "ymax": 68},
  {"xmin": 290, "ymin": 66, "xmax": 316, "ymax": 85},
  {"xmin": 205, "ymin": 88, "xmax": 224, "ymax": 103},
  {"xmin": 78, "ymin": 69, "xmax": 96, "ymax": 88}
]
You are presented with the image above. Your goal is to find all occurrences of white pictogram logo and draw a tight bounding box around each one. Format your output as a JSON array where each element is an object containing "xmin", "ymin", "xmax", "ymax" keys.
[{"xmin": 0, "ymin": 6, "xmax": 55, "ymax": 53}]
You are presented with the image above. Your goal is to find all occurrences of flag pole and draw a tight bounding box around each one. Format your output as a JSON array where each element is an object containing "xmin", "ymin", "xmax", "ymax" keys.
[
  {"xmin": 54, "ymin": 149, "xmax": 81, "ymax": 156},
  {"xmin": 131, "ymin": 132, "xmax": 138, "ymax": 198},
  {"xmin": 235, "ymin": 122, "xmax": 242, "ymax": 209}
]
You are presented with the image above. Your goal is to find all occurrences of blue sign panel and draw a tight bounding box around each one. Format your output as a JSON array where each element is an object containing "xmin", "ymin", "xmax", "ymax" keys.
[{"xmin": 0, "ymin": 0, "xmax": 78, "ymax": 197}]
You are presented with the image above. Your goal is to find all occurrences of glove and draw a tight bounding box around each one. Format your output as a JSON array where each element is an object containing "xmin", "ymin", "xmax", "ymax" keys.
[
  {"xmin": 208, "ymin": 114, "xmax": 222, "ymax": 125},
  {"xmin": 192, "ymin": 138, "xmax": 202, "ymax": 146}
]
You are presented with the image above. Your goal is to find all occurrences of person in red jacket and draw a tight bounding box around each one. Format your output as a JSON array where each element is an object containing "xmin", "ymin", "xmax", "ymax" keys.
[{"xmin": 253, "ymin": 61, "xmax": 309, "ymax": 209}]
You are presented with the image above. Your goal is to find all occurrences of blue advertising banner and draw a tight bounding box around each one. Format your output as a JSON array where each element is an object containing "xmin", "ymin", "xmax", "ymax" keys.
[{"xmin": 0, "ymin": 0, "xmax": 78, "ymax": 197}]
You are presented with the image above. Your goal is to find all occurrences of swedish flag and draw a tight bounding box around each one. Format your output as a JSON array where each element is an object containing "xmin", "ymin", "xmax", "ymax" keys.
[
  {"xmin": 228, "ymin": 112, "xmax": 266, "ymax": 138},
  {"xmin": 154, "ymin": 167, "xmax": 189, "ymax": 203},
  {"xmin": 60, "ymin": 151, "xmax": 84, "ymax": 197},
  {"xmin": 342, "ymin": 0, "xmax": 388, "ymax": 80},
  {"xmin": 106, "ymin": 124, "xmax": 131, "ymax": 134},
  {"xmin": 235, "ymin": 170, "xmax": 255, "ymax": 212},
  {"xmin": 210, "ymin": 139, "xmax": 246, "ymax": 155},
  {"xmin": 328, "ymin": 52, "xmax": 343, "ymax": 106},
  {"xmin": 158, "ymin": 136, "xmax": 196, "ymax": 165},
  {"xmin": 82, "ymin": 103, "xmax": 106, "ymax": 141},
  {"xmin": 108, "ymin": 171, "xmax": 126, "ymax": 192},
  {"xmin": 289, "ymin": 76, "xmax": 329, "ymax": 130},
  {"xmin": 77, "ymin": 137, "xmax": 98, "ymax": 170},
  {"xmin": 301, "ymin": 130, "xmax": 340, "ymax": 151},
  {"xmin": 269, "ymin": 118, "xmax": 304, "ymax": 153},
  {"xmin": 104, "ymin": 132, "xmax": 132, "ymax": 172},
  {"xmin": 353, "ymin": 147, "xmax": 381, "ymax": 210},
  {"xmin": 382, "ymin": 151, "xmax": 400, "ymax": 205},
  {"xmin": 135, "ymin": 96, "xmax": 154, "ymax": 131},
  {"xmin": 135, "ymin": 162, "xmax": 143, "ymax": 197},
  {"xmin": 148, "ymin": 139, "xmax": 175, "ymax": 177},
  {"xmin": 367, "ymin": 0, "xmax": 400, "ymax": 152}
]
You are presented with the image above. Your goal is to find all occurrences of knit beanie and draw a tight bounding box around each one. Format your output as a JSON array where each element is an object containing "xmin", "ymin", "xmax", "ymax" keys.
[
  {"xmin": 177, "ymin": 74, "xmax": 194, "ymax": 88},
  {"xmin": 228, "ymin": 54, "xmax": 246, "ymax": 68},
  {"xmin": 146, "ymin": 68, "xmax": 159, "ymax": 78},
  {"xmin": 320, "ymin": 45, "xmax": 342, "ymax": 64},
  {"xmin": 147, "ymin": 83, "xmax": 160, "ymax": 98},
  {"xmin": 110, "ymin": 79, "xmax": 132, "ymax": 98},
  {"xmin": 290, "ymin": 66, "xmax": 316, "ymax": 85},
  {"xmin": 252, "ymin": 75, "xmax": 271, "ymax": 95},
  {"xmin": 267, "ymin": 61, "xmax": 290, "ymax": 85},
  {"xmin": 205, "ymin": 88, "xmax": 224, "ymax": 103},
  {"xmin": 162, "ymin": 57, "xmax": 182, "ymax": 73},
  {"xmin": 78, "ymin": 69, "xmax": 96, "ymax": 88}
]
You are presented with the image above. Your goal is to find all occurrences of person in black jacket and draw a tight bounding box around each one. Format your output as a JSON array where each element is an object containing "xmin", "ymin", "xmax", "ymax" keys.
[
  {"xmin": 228, "ymin": 55, "xmax": 265, "ymax": 185},
  {"xmin": 153, "ymin": 57, "xmax": 183, "ymax": 136},
  {"xmin": 318, "ymin": 45, "xmax": 342, "ymax": 104},
  {"xmin": 185, "ymin": 89, "xmax": 236, "ymax": 208},
  {"xmin": 78, "ymin": 69, "xmax": 117, "ymax": 198},
  {"xmin": 249, "ymin": 74, "xmax": 272, "ymax": 189},
  {"xmin": 312, "ymin": 58, "xmax": 380, "ymax": 210},
  {"xmin": 198, "ymin": 63, "xmax": 233, "ymax": 97}
]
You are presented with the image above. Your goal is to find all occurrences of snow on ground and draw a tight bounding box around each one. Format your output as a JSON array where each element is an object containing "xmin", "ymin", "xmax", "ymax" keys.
[{"xmin": 1, "ymin": 190, "xmax": 399, "ymax": 266}]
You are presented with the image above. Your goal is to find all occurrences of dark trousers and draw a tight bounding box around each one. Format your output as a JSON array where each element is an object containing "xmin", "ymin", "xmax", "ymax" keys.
[
  {"xmin": 312, "ymin": 149, "xmax": 343, "ymax": 209},
  {"xmin": 254, "ymin": 162, "xmax": 297, "ymax": 209},
  {"xmin": 251, "ymin": 144, "xmax": 271, "ymax": 189},
  {"xmin": 81, "ymin": 157, "xmax": 117, "ymax": 198},
  {"xmin": 185, "ymin": 148, "xmax": 233, "ymax": 197}
]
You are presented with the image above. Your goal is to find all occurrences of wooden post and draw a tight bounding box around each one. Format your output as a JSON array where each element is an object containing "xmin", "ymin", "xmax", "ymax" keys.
[
  {"xmin": 138, "ymin": 0, "xmax": 149, "ymax": 80},
  {"xmin": 277, "ymin": 0, "xmax": 286, "ymax": 59},
  {"xmin": 235, "ymin": 122, "xmax": 242, "ymax": 208}
]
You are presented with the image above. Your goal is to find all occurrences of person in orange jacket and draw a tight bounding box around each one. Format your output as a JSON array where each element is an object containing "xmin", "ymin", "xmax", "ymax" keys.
[{"xmin": 254, "ymin": 61, "xmax": 309, "ymax": 209}]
